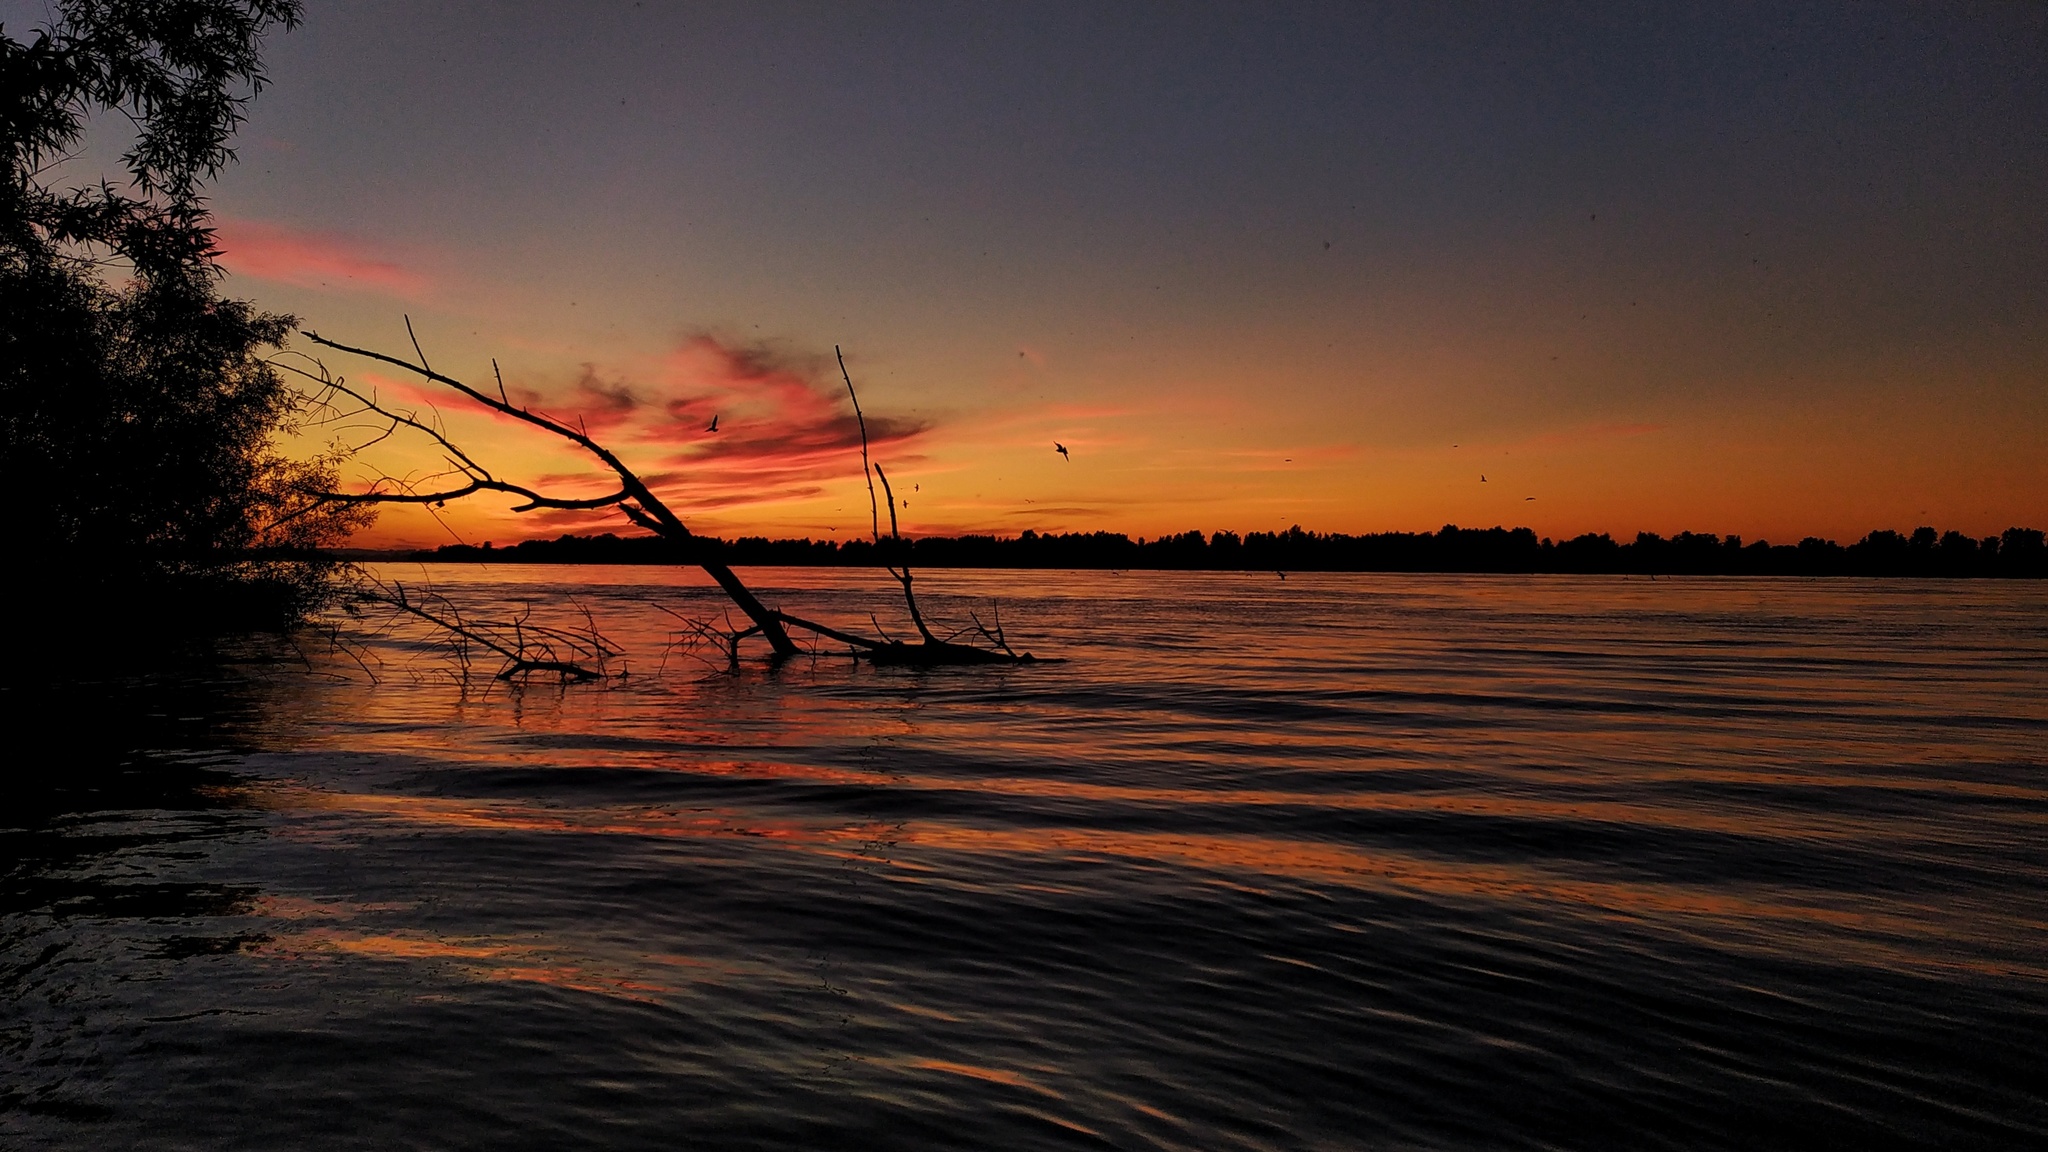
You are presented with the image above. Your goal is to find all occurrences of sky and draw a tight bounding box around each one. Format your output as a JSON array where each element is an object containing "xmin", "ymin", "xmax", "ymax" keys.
[{"xmin": 21, "ymin": 1, "xmax": 2048, "ymax": 547}]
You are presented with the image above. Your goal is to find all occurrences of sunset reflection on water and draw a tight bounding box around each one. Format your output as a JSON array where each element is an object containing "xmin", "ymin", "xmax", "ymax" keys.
[{"xmin": 5, "ymin": 568, "xmax": 2045, "ymax": 1149}]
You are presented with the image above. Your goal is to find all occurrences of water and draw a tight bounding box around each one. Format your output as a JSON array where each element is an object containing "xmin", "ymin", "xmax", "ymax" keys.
[{"xmin": 4, "ymin": 567, "xmax": 2045, "ymax": 1149}]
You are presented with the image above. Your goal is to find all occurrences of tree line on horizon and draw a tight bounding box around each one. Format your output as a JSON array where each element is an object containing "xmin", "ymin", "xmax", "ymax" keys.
[
  {"xmin": 394, "ymin": 523, "xmax": 2048, "ymax": 578},
  {"xmin": 8, "ymin": 0, "xmax": 2040, "ymax": 660}
]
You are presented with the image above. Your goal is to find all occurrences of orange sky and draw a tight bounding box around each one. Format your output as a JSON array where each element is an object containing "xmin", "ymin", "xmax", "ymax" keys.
[{"xmin": 189, "ymin": 4, "xmax": 2044, "ymax": 549}]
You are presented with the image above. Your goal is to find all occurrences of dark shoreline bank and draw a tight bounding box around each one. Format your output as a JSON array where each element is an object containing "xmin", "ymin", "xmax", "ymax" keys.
[{"xmin": 336, "ymin": 524, "xmax": 2048, "ymax": 578}]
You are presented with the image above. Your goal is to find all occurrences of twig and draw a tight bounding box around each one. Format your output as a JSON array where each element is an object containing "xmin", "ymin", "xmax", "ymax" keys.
[
  {"xmin": 405, "ymin": 314, "xmax": 433, "ymax": 375},
  {"xmin": 301, "ymin": 331, "xmax": 801, "ymax": 656},
  {"xmin": 875, "ymin": 463, "xmax": 937, "ymax": 643},
  {"xmin": 838, "ymin": 350, "xmax": 939, "ymax": 647},
  {"xmin": 296, "ymin": 331, "xmax": 1039, "ymax": 667},
  {"xmin": 360, "ymin": 575, "xmax": 619, "ymax": 682},
  {"xmin": 838, "ymin": 345, "xmax": 881, "ymax": 546}
]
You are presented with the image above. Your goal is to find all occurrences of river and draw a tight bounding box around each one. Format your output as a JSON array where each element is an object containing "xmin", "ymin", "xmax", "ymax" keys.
[{"xmin": 4, "ymin": 567, "xmax": 2044, "ymax": 1149}]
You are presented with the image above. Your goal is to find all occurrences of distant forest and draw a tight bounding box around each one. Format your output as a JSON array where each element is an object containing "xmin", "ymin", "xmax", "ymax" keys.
[{"xmin": 382, "ymin": 524, "xmax": 2047, "ymax": 578}]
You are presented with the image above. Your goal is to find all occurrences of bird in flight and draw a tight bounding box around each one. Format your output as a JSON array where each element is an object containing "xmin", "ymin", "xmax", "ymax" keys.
[
  {"xmin": 706, "ymin": 415, "xmax": 719, "ymax": 433},
  {"xmin": 1055, "ymin": 442, "xmax": 1069, "ymax": 460},
  {"xmin": 1480, "ymin": 474, "xmax": 1487, "ymax": 482}
]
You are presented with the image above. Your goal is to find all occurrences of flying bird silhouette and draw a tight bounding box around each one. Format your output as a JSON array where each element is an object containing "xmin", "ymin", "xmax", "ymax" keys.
[
  {"xmin": 1480, "ymin": 474, "xmax": 1487, "ymax": 482},
  {"xmin": 1055, "ymin": 442, "xmax": 1069, "ymax": 460},
  {"xmin": 706, "ymin": 415, "xmax": 719, "ymax": 432}
]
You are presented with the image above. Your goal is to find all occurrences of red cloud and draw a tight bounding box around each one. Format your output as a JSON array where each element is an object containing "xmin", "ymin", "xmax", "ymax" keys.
[
  {"xmin": 573, "ymin": 366, "xmax": 636, "ymax": 414},
  {"xmin": 213, "ymin": 219, "xmax": 426, "ymax": 296},
  {"xmin": 350, "ymin": 371, "xmax": 447, "ymax": 412},
  {"xmin": 629, "ymin": 337, "xmax": 928, "ymax": 509},
  {"xmin": 544, "ymin": 364, "xmax": 641, "ymax": 432},
  {"xmin": 456, "ymin": 337, "xmax": 930, "ymax": 520}
]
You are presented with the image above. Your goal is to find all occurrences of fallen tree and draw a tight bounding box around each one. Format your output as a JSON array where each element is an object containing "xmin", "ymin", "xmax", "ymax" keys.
[{"xmin": 289, "ymin": 323, "xmax": 1032, "ymax": 672}]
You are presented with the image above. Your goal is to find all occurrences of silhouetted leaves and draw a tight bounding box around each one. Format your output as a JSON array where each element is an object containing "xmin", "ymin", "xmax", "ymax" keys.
[
  {"xmin": 1, "ymin": 2, "xmax": 359, "ymax": 630},
  {"xmin": 408, "ymin": 523, "xmax": 2047, "ymax": 578}
]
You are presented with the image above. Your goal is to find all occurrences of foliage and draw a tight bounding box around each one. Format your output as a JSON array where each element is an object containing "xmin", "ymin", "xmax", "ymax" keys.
[
  {"xmin": 1, "ymin": 1, "xmax": 366, "ymax": 628},
  {"xmin": 2, "ymin": 0, "xmax": 302, "ymax": 276},
  {"xmin": 406, "ymin": 523, "xmax": 2048, "ymax": 578}
]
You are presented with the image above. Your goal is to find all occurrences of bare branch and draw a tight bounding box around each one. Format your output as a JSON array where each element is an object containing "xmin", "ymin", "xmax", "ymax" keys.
[
  {"xmin": 301, "ymin": 328, "xmax": 802, "ymax": 656},
  {"xmin": 283, "ymin": 360, "xmax": 634, "ymax": 514},
  {"xmin": 406, "ymin": 314, "xmax": 434, "ymax": 376},
  {"xmin": 969, "ymin": 602, "xmax": 1018, "ymax": 658},
  {"xmin": 839, "ymin": 344, "xmax": 882, "ymax": 546},
  {"xmin": 296, "ymin": 330, "xmax": 1038, "ymax": 667},
  {"xmin": 876, "ymin": 463, "xmax": 938, "ymax": 644},
  {"xmin": 358, "ymin": 575, "xmax": 621, "ymax": 682},
  {"xmin": 877, "ymin": 464, "xmax": 903, "ymax": 542}
]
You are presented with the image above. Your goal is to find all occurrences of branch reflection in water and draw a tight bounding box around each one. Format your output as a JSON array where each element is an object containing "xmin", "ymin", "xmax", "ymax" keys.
[{"xmin": 3, "ymin": 568, "xmax": 2045, "ymax": 1149}]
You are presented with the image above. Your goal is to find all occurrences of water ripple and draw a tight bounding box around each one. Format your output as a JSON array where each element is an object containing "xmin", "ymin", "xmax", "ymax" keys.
[{"xmin": 3, "ymin": 570, "xmax": 2045, "ymax": 1149}]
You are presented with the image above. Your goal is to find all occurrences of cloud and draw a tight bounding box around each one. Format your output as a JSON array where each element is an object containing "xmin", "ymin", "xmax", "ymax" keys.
[
  {"xmin": 459, "ymin": 336, "xmax": 932, "ymax": 519},
  {"xmin": 632, "ymin": 336, "xmax": 930, "ymax": 508},
  {"xmin": 350, "ymin": 371, "xmax": 450, "ymax": 412},
  {"xmin": 996, "ymin": 505, "xmax": 1117, "ymax": 519},
  {"xmin": 563, "ymin": 364, "xmax": 640, "ymax": 430},
  {"xmin": 334, "ymin": 334, "xmax": 944, "ymax": 539},
  {"xmin": 213, "ymin": 218, "xmax": 427, "ymax": 296}
]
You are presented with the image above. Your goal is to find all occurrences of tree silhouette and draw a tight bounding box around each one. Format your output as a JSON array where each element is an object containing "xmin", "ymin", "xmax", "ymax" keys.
[{"xmin": 2, "ymin": 2, "xmax": 365, "ymax": 626}]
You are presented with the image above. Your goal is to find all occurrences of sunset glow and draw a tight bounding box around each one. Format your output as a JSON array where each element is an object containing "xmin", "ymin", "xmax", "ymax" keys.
[{"xmin": 198, "ymin": 4, "xmax": 2045, "ymax": 548}]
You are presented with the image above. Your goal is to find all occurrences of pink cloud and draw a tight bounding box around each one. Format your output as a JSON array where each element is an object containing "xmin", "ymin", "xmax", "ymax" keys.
[
  {"xmin": 570, "ymin": 366, "xmax": 638, "ymax": 428},
  {"xmin": 349, "ymin": 371, "xmax": 448, "ymax": 412},
  {"xmin": 488, "ymin": 365, "xmax": 640, "ymax": 435},
  {"xmin": 627, "ymin": 337, "xmax": 929, "ymax": 509},
  {"xmin": 213, "ymin": 219, "xmax": 427, "ymax": 296},
  {"xmin": 428, "ymin": 336, "xmax": 932, "ymax": 521},
  {"xmin": 328, "ymin": 336, "xmax": 946, "ymax": 536}
]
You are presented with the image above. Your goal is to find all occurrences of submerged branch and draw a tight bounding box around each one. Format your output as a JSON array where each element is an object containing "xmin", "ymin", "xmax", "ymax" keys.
[
  {"xmin": 838, "ymin": 353, "xmax": 1019, "ymax": 661},
  {"xmin": 302, "ymin": 323, "xmax": 801, "ymax": 657},
  {"xmin": 874, "ymin": 463, "xmax": 938, "ymax": 645},
  {"xmin": 297, "ymin": 326, "xmax": 1041, "ymax": 670},
  {"xmin": 362, "ymin": 576, "xmax": 621, "ymax": 683}
]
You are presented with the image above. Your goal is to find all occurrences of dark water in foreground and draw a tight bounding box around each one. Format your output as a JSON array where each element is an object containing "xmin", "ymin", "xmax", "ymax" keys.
[{"xmin": 4, "ymin": 567, "xmax": 2045, "ymax": 1150}]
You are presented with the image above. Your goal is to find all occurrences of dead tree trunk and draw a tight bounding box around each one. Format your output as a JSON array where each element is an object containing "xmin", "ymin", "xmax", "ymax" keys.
[
  {"xmin": 299, "ymin": 327, "xmax": 804, "ymax": 657},
  {"xmin": 293, "ymin": 323, "xmax": 1030, "ymax": 667}
]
